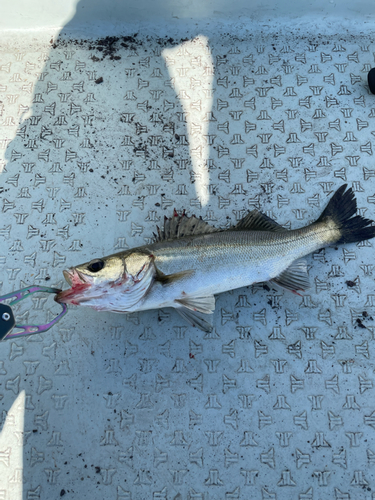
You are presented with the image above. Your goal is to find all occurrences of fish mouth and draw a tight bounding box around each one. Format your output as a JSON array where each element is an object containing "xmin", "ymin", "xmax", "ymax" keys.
[
  {"xmin": 63, "ymin": 268, "xmax": 88, "ymax": 286},
  {"xmin": 63, "ymin": 269, "xmax": 72, "ymax": 286},
  {"xmin": 55, "ymin": 268, "xmax": 91, "ymax": 306}
]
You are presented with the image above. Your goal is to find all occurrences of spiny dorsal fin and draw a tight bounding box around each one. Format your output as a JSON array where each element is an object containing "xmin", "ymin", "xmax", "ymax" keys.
[
  {"xmin": 233, "ymin": 210, "xmax": 286, "ymax": 232},
  {"xmin": 152, "ymin": 211, "xmax": 218, "ymax": 242},
  {"xmin": 271, "ymin": 259, "xmax": 310, "ymax": 293}
]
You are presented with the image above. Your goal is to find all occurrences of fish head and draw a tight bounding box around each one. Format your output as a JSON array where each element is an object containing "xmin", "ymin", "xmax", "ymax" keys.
[{"xmin": 55, "ymin": 251, "xmax": 155, "ymax": 311}]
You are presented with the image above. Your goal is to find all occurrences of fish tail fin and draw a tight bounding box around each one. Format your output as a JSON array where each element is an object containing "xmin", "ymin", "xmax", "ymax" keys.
[{"xmin": 316, "ymin": 184, "xmax": 375, "ymax": 244}]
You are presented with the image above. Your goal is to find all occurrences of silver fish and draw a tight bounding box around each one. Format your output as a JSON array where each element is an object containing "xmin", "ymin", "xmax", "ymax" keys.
[{"xmin": 55, "ymin": 185, "xmax": 375, "ymax": 331}]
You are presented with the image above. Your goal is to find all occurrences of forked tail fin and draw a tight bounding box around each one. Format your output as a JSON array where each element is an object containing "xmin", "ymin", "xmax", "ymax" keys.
[{"xmin": 316, "ymin": 184, "xmax": 375, "ymax": 244}]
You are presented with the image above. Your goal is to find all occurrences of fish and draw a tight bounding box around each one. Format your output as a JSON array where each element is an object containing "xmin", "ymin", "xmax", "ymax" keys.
[{"xmin": 55, "ymin": 184, "xmax": 375, "ymax": 332}]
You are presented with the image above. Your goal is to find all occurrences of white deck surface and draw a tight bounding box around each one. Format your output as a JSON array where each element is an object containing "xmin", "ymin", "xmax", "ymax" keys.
[{"xmin": 1, "ymin": 22, "xmax": 375, "ymax": 499}]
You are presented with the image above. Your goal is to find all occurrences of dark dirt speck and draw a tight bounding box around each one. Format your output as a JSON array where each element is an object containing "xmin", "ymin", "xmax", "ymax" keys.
[{"xmin": 356, "ymin": 318, "xmax": 366, "ymax": 329}]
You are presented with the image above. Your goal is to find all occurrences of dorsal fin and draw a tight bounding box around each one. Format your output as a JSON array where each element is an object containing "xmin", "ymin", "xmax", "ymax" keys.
[
  {"xmin": 152, "ymin": 209, "xmax": 286, "ymax": 243},
  {"xmin": 233, "ymin": 210, "xmax": 287, "ymax": 232},
  {"xmin": 152, "ymin": 211, "xmax": 218, "ymax": 242}
]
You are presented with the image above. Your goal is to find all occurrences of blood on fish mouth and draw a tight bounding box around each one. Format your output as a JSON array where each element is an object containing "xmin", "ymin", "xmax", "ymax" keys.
[
  {"xmin": 55, "ymin": 269, "xmax": 91, "ymax": 305},
  {"xmin": 63, "ymin": 268, "xmax": 88, "ymax": 285},
  {"xmin": 55, "ymin": 283, "xmax": 91, "ymax": 305}
]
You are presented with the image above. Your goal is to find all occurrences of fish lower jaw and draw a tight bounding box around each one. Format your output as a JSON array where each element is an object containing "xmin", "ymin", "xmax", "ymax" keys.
[
  {"xmin": 55, "ymin": 295, "xmax": 106, "ymax": 308},
  {"xmin": 55, "ymin": 286, "xmax": 126, "ymax": 311},
  {"xmin": 55, "ymin": 283, "xmax": 95, "ymax": 306}
]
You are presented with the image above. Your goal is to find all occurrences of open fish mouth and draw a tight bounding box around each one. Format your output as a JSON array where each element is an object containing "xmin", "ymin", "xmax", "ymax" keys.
[
  {"xmin": 55, "ymin": 269, "xmax": 92, "ymax": 305},
  {"xmin": 63, "ymin": 269, "xmax": 73, "ymax": 286},
  {"xmin": 63, "ymin": 268, "xmax": 88, "ymax": 286}
]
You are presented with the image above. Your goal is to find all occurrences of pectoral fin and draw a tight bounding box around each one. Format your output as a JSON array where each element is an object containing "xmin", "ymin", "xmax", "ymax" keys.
[
  {"xmin": 271, "ymin": 259, "xmax": 310, "ymax": 293},
  {"xmin": 155, "ymin": 268, "xmax": 194, "ymax": 285}
]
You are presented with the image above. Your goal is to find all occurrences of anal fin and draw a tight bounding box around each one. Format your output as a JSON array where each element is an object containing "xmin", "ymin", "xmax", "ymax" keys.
[{"xmin": 271, "ymin": 259, "xmax": 310, "ymax": 293}]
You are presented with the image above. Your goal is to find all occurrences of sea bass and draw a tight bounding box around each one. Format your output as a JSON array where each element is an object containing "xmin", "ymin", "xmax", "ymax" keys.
[{"xmin": 55, "ymin": 185, "xmax": 375, "ymax": 331}]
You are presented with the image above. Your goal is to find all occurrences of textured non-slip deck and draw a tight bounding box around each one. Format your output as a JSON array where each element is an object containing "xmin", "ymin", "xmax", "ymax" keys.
[{"xmin": 1, "ymin": 30, "xmax": 375, "ymax": 499}]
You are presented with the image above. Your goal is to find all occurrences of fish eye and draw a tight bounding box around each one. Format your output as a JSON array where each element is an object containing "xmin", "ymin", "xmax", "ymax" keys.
[{"xmin": 87, "ymin": 259, "xmax": 105, "ymax": 273}]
